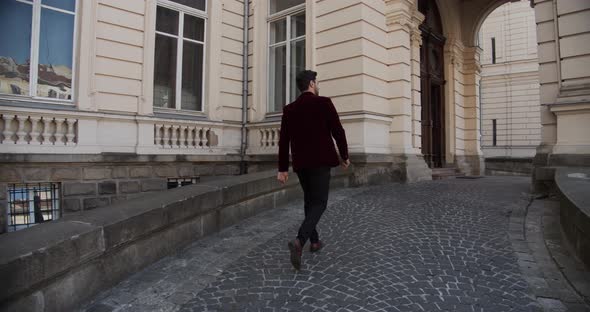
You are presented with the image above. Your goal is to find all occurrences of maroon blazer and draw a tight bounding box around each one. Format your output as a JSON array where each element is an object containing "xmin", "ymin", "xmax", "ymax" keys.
[{"xmin": 278, "ymin": 92, "xmax": 349, "ymax": 172}]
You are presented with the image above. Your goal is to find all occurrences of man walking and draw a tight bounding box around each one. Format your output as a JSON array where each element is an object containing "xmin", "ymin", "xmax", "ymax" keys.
[{"xmin": 277, "ymin": 70, "xmax": 350, "ymax": 270}]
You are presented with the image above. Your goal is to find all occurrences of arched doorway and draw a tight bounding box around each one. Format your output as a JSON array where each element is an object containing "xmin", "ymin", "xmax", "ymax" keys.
[{"xmin": 419, "ymin": 0, "xmax": 446, "ymax": 168}]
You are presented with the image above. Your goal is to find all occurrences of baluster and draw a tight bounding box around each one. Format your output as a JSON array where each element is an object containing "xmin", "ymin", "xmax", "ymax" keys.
[
  {"xmin": 55, "ymin": 118, "xmax": 68, "ymax": 145},
  {"xmin": 73, "ymin": 120, "xmax": 78, "ymax": 145},
  {"xmin": 6, "ymin": 116, "xmax": 17, "ymax": 144},
  {"xmin": 259, "ymin": 129, "xmax": 264, "ymax": 147},
  {"xmin": 159, "ymin": 124, "xmax": 166, "ymax": 147},
  {"xmin": 65, "ymin": 119, "xmax": 76, "ymax": 145},
  {"xmin": 191, "ymin": 126, "xmax": 197, "ymax": 148},
  {"xmin": 180, "ymin": 125, "xmax": 187, "ymax": 148},
  {"xmin": 29, "ymin": 116, "xmax": 42, "ymax": 145},
  {"xmin": 15, "ymin": 116, "xmax": 28, "ymax": 144},
  {"xmin": 154, "ymin": 124, "xmax": 161, "ymax": 147},
  {"xmin": 166, "ymin": 125, "xmax": 173, "ymax": 148},
  {"xmin": 174, "ymin": 125, "xmax": 181, "ymax": 148},
  {"xmin": 47, "ymin": 118, "xmax": 56, "ymax": 145},
  {"xmin": 205, "ymin": 129, "xmax": 211, "ymax": 147}
]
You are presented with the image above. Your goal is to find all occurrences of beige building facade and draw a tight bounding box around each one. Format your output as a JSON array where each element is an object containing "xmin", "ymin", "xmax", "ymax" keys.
[
  {"xmin": 479, "ymin": 0, "xmax": 541, "ymax": 159},
  {"xmin": 0, "ymin": 0, "xmax": 589, "ymax": 233}
]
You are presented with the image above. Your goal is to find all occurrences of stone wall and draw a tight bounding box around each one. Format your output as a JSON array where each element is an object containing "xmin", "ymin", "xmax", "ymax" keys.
[{"xmin": 0, "ymin": 154, "xmax": 241, "ymax": 234}]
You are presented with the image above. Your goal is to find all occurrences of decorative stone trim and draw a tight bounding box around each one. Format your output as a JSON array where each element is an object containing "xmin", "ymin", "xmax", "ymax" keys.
[{"xmin": 0, "ymin": 113, "xmax": 78, "ymax": 146}]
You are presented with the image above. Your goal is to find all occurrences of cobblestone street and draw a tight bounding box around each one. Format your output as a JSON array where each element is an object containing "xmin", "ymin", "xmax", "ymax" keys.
[{"xmin": 85, "ymin": 177, "xmax": 579, "ymax": 312}]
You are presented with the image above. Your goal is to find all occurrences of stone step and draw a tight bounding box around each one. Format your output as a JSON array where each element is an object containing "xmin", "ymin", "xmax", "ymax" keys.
[{"xmin": 432, "ymin": 167, "xmax": 464, "ymax": 180}]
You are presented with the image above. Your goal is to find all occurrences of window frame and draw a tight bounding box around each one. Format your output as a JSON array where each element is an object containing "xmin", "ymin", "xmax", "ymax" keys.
[
  {"xmin": 0, "ymin": 0, "xmax": 79, "ymax": 105},
  {"xmin": 267, "ymin": 1, "xmax": 306, "ymax": 113},
  {"xmin": 153, "ymin": 0, "xmax": 207, "ymax": 114}
]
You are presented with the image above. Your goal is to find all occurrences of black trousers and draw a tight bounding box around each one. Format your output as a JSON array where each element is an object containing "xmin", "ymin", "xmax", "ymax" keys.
[{"xmin": 295, "ymin": 167, "xmax": 331, "ymax": 245}]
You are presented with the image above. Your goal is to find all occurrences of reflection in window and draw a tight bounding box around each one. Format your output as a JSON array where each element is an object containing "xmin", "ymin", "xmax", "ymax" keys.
[
  {"xmin": 38, "ymin": 7, "xmax": 75, "ymax": 99},
  {"xmin": 7, "ymin": 183, "xmax": 61, "ymax": 232},
  {"xmin": 0, "ymin": 1, "xmax": 33, "ymax": 96},
  {"xmin": 268, "ymin": 10, "xmax": 306, "ymax": 112},
  {"xmin": 154, "ymin": 2, "xmax": 206, "ymax": 112},
  {"xmin": 0, "ymin": 0, "xmax": 76, "ymax": 100}
]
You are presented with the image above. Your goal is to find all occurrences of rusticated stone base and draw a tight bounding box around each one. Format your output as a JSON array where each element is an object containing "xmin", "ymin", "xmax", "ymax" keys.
[
  {"xmin": 247, "ymin": 153, "xmax": 432, "ymax": 185},
  {"xmin": 485, "ymin": 157, "xmax": 533, "ymax": 176},
  {"xmin": 455, "ymin": 155, "xmax": 485, "ymax": 176},
  {"xmin": 0, "ymin": 154, "xmax": 242, "ymax": 234}
]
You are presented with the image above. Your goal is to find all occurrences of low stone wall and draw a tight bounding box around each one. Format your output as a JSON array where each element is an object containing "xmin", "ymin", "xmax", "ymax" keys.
[
  {"xmin": 0, "ymin": 170, "xmax": 351, "ymax": 312},
  {"xmin": 0, "ymin": 154, "xmax": 241, "ymax": 234},
  {"xmin": 555, "ymin": 168, "xmax": 590, "ymax": 268},
  {"xmin": 484, "ymin": 157, "xmax": 533, "ymax": 176}
]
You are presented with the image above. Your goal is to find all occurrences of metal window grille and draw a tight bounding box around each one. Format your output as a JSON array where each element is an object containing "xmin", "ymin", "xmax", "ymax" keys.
[
  {"xmin": 7, "ymin": 183, "xmax": 61, "ymax": 232},
  {"xmin": 167, "ymin": 177, "xmax": 200, "ymax": 189}
]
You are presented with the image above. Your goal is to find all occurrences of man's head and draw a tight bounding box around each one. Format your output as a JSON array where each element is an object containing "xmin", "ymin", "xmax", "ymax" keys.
[{"xmin": 296, "ymin": 70, "xmax": 319, "ymax": 95}]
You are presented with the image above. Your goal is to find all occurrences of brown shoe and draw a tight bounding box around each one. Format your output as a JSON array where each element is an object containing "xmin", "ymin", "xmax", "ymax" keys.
[
  {"xmin": 288, "ymin": 240, "xmax": 302, "ymax": 270},
  {"xmin": 310, "ymin": 241, "xmax": 323, "ymax": 253}
]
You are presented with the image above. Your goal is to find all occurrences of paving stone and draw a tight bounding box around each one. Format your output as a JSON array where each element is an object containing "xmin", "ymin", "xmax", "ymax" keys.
[{"xmin": 82, "ymin": 177, "xmax": 590, "ymax": 312}]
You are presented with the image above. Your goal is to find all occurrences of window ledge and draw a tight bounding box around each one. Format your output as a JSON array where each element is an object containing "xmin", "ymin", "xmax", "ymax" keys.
[
  {"xmin": 153, "ymin": 110, "xmax": 209, "ymax": 122},
  {"xmin": 0, "ymin": 98, "xmax": 77, "ymax": 112}
]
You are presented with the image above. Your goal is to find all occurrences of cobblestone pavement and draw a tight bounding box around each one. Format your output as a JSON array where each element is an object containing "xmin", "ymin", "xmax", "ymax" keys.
[{"xmin": 86, "ymin": 177, "xmax": 547, "ymax": 312}]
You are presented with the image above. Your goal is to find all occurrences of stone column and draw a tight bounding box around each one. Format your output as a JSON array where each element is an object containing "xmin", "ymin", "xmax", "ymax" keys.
[
  {"xmin": 384, "ymin": 0, "xmax": 432, "ymax": 182},
  {"xmin": 458, "ymin": 46, "xmax": 485, "ymax": 175}
]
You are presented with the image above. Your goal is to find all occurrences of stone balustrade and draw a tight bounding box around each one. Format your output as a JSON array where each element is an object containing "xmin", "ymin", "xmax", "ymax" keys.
[
  {"xmin": 0, "ymin": 113, "xmax": 78, "ymax": 146},
  {"xmin": 259, "ymin": 127, "xmax": 280, "ymax": 149},
  {"xmin": 154, "ymin": 123, "xmax": 220, "ymax": 149}
]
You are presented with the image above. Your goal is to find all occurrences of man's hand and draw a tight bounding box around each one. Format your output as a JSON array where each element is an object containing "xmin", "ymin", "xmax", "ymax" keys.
[
  {"xmin": 277, "ymin": 171, "xmax": 289, "ymax": 185},
  {"xmin": 341, "ymin": 159, "xmax": 351, "ymax": 170}
]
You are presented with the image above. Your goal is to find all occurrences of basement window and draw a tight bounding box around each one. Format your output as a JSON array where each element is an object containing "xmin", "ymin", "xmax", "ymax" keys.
[
  {"xmin": 167, "ymin": 177, "xmax": 200, "ymax": 189},
  {"xmin": 7, "ymin": 183, "xmax": 61, "ymax": 232}
]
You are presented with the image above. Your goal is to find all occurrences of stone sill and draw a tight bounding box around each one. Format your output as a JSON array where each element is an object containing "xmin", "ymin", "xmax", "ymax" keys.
[{"xmin": 0, "ymin": 170, "xmax": 352, "ymax": 311}]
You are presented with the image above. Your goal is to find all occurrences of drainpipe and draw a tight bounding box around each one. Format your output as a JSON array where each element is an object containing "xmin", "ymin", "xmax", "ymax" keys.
[{"xmin": 239, "ymin": 0, "xmax": 250, "ymax": 175}]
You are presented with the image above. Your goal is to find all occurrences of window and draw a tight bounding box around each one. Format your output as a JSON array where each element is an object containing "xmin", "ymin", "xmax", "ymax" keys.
[
  {"xmin": 268, "ymin": 0, "xmax": 306, "ymax": 113},
  {"xmin": 154, "ymin": 0, "xmax": 207, "ymax": 112},
  {"xmin": 7, "ymin": 183, "xmax": 61, "ymax": 232},
  {"xmin": 491, "ymin": 37, "xmax": 496, "ymax": 64},
  {"xmin": 492, "ymin": 119, "xmax": 497, "ymax": 146},
  {"xmin": 0, "ymin": 0, "xmax": 77, "ymax": 102},
  {"xmin": 167, "ymin": 177, "xmax": 200, "ymax": 189}
]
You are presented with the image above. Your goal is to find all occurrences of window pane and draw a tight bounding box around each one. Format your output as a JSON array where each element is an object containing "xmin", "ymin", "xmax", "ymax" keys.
[
  {"xmin": 0, "ymin": 0, "xmax": 32, "ymax": 96},
  {"xmin": 170, "ymin": 0, "xmax": 206, "ymax": 11},
  {"xmin": 270, "ymin": 19, "xmax": 286, "ymax": 44},
  {"xmin": 183, "ymin": 14, "xmax": 205, "ymax": 41},
  {"xmin": 269, "ymin": 45, "xmax": 286, "ymax": 112},
  {"xmin": 290, "ymin": 39, "xmax": 305, "ymax": 102},
  {"xmin": 154, "ymin": 35, "xmax": 177, "ymax": 109},
  {"xmin": 291, "ymin": 13, "xmax": 305, "ymax": 38},
  {"xmin": 156, "ymin": 6, "xmax": 179, "ymax": 35},
  {"xmin": 270, "ymin": 0, "xmax": 305, "ymax": 14},
  {"xmin": 41, "ymin": 0, "xmax": 75, "ymax": 12},
  {"xmin": 181, "ymin": 41, "xmax": 203, "ymax": 111},
  {"xmin": 37, "ymin": 8, "xmax": 74, "ymax": 99}
]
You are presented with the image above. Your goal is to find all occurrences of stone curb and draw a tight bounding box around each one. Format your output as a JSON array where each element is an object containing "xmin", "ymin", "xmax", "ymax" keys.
[{"xmin": 509, "ymin": 194, "xmax": 590, "ymax": 311}]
